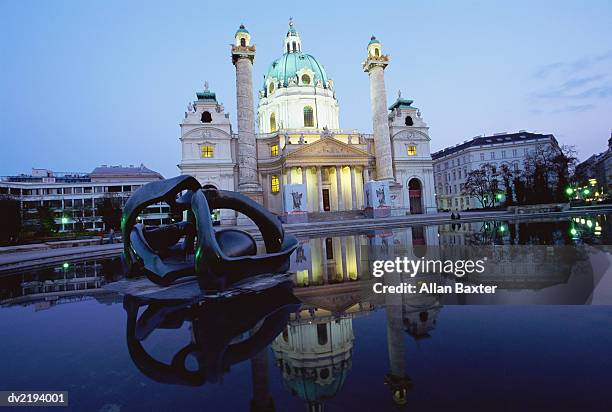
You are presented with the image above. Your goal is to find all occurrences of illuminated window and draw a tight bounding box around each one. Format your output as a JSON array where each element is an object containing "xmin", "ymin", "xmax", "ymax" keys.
[
  {"xmin": 271, "ymin": 175, "xmax": 280, "ymax": 193},
  {"xmin": 301, "ymin": 74, "xmax": 311, "ymax": 85},
  {"xmin": 407, "ymin": 145, "xmax": 417, "ymax": 156},
  {"xmin": 303, "ymin": 106, "xmax": 314, "ymax": 127},
  {"xmin": 270, "ymin": 113, "xmax": 277, "ymax": 132},
  {"xmin": 270, "ymin": 144, "xmax": 279, "ymax": 156},
  {"xmin": 201, "ymin": 145, "xmax": 213, "ymax": 158},
  {"xmin": 374, "ymin": 48, "xmax": 380, "ymax": 57},
  {"xmin": 268, "ymin": 82, "xmax": 275, "ymax": 94}
]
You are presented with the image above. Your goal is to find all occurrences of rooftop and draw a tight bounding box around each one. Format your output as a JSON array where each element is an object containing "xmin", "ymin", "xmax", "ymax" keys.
[
  {"xmin": 1, "ymin": 164, "xmax": 163, "ymax": 184},
  {"xmin": 432, "ymin": 131, "xmax": 557, "ymax": 160}
]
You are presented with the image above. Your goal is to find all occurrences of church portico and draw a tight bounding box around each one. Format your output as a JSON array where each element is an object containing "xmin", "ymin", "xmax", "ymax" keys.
[{"xmin": 282, "ymin": 163, "xmax": 367, "ymax": 213}]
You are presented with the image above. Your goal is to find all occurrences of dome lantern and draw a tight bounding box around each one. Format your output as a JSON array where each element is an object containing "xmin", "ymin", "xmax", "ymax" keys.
[{"xmin": 284, "ymin": 17, "xmax": 302, "ymax": 53}]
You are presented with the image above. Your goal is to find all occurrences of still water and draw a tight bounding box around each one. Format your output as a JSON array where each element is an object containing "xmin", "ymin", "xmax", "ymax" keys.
[{"xmin": 1, "ymin": 215, "xmax": 612, "ymax": 411}]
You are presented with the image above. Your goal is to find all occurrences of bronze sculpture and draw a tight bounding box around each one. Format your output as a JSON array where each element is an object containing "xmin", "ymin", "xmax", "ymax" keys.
[{"xmin": 121, "ymin": 175, "xmax": 298, "ymax": 290}]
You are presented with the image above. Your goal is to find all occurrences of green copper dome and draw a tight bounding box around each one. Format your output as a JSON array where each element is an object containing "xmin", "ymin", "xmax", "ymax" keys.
[
  {"xmin": 263, "ymin": 51, "xmax": 329, "ymax": 93},
  {"xmin": 368, "ymin": 35, "xmax": 380, "ymax": 45}
]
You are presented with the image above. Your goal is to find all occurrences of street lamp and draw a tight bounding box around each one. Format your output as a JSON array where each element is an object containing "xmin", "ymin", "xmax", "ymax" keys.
[{"xmin": 565, "ymin": 187, "xmax": 574, "ymax": 196}]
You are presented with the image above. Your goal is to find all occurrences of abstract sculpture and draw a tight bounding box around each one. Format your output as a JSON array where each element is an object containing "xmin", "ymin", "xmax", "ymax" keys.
[{"xmin": 121, "ymin": 175, "xmax": 298, "ymax": 290}]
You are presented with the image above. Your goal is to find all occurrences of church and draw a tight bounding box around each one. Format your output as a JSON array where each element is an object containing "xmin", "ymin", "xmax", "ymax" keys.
[{"xmin": 178, "ymin": 20, "xmax": 436, "ymax": 225}]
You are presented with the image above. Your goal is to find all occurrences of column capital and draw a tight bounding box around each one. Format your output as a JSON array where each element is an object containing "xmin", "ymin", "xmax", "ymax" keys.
[
  {"xmin": 232, "ymin": 45, "xmax": 256, "ymax": 65},
  {"xmin": 362, "ymin": 57, "xmax": 389, "ymax": 73}
]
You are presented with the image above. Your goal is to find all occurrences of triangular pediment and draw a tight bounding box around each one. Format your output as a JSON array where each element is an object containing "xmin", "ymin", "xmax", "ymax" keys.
[{"xmin": 286, "ymin": 136, "xmax": 372, "ymax": 159}]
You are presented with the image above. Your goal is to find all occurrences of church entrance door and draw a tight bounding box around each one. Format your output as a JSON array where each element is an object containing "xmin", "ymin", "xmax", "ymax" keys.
[
  {"xmin": 408, "ymin": 178, "xmax": 423, "ymax": 214},
  {"xmin": 322, "ymin": 189, "xmax": 331, "ymax": 211}
]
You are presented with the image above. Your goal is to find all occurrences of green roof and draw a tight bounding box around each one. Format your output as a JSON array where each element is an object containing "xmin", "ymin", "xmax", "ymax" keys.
[
  {"xmin": 235, "ymin": 24, "xmax": 249, "ymax": 35},
  {"xmin": 196, "ymin": 90, "xmax": 217, "ymax": 101},
  {"xmin": 389, "ymin": 98, "xmax": 414, "ymax": 111},
  {"xmin": 368, "ymin": 36, "xmax": 380, "ymax": 45},
  {"xmin": 263, "ymin": 51, "xmax": 329, "ymax": 92}
]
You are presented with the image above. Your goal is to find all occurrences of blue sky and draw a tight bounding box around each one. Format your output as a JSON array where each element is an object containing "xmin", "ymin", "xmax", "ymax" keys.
[{"xmin": 1, "ymin": 0, "xmax": 611, "ymax": 178}]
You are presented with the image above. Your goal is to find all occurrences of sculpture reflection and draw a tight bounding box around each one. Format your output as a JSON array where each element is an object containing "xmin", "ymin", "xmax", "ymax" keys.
[{"xmin": 123, "ymin": 282, "xmax": 300, "ymax": 387}]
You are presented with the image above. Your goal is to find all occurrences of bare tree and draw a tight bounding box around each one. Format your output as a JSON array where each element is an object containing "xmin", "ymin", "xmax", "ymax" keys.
[{"xmin": 463, "ymin": 163, "xmax": 499, "ymax": 208}]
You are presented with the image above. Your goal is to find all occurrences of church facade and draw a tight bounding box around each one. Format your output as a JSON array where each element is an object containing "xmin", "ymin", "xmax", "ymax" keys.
[{"xmin": 179, "ymin": 21, "xmax": 436, "ymax": 224}]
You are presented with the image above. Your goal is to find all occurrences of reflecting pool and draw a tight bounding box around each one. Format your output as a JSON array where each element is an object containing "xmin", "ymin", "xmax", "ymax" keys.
[{"xmin": 1, "ymin": 215, "xmax": 612, "ymax": 411}]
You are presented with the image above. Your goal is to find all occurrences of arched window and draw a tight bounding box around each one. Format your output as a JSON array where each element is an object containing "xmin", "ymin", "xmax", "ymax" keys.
[
  {"xmin": 292, "ymin": 41, "xmax": 296, "ymax": 52},
  {"xmin": 303, "ymin": 106, "xmax": 314, "ymax": 127},
  {"xmin": 405, "ymin": 116, "xmax": 413, "ymax": 126},
  {"xmin": 270, "ymin": 113, "xmax": 277, "ymax": 132},
  {"xmin": 287, "ymin": 43, "xmax": 290, "ymax": 53},
  {"xmin": 374, "ymin": 48, "xmax": 380, "ymax": 57},
  {"xmin": 301, "ymin": 74, "xmax": 311, "ymax": 85},
  {"xmin": 201, "ymin": 111, "xmax": 212, "ymax": 123},
  {"xmin": 240, "ymin": 38, "xmax": 246, "ymax": 47},
  {"xmin": 316, "ymin": 323, "xmax": 328, "ymax": 345},
  {"xmin": 268, "ymin": 82, "xmax": 275, "ymax": 94}
]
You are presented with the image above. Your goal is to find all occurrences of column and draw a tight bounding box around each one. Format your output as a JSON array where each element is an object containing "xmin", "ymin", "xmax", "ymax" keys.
[
  {"xmin": 363, "ymin": 38, "xmax": 394, "ymax": 182},
  {"xmin": 316, "ymin": 166, "xmax": 324, "ymax": 212},
  {"xmin": 232, "ymin": 26, "xmax": 262, "ymax": 195},
  {"xmin": 350, "ymin": 166, "xmax": 357, "ymax": 210},
  {"xmin": 363, "ymin": 167, "xmax": 370, "ymax": 183},
  {"xmin": 287, "ymin": 167, "xmax": 292, "ymax": 184},
  {"xmin": 354, "ymin": 235, "xmax": 362, "ymax": 279},
  {"xmin": 341, "ymin": 236, "xmax": 347, "ymax": 281},
  {"xmin": 250, "ymin": 348, "xmax": 274, "ymax": 412},
  {"xmin": 302, "ymin": 166, "xmax": 309, "ymax": 212},
  {"xmin": 320, "ymin": 237, "xmax": 328, "ymax": 284},
  {"xmin": 336, "ymin": 165, "xmax": 344, "ymax": 211}
]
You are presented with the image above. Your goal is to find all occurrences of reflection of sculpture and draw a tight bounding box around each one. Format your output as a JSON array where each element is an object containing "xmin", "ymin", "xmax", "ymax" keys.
[
  {"xmin": 123, "ymin": 281, "xmax": 300, "ymax": 386},
  {"xmin": 291, "ymin": 191, "xmax": 303, "ymax": 210},
  {"xmin": 121, "ymin": 175, "xmax": 298, "ymax": 290},
  {"xmin": 376, "ymin": 187, "xmax": 386, "ymax": 207},
  {"xmin": 295, "ymin": 245, "xmax": 306, "ymax": 263}
]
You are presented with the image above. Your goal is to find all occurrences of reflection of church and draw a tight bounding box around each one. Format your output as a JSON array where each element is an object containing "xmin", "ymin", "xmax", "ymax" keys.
[
  {"xmin": 178, "ymin": 20, "xmax": 436, "ymax": 224},
  {"xmin": 272, "ymin": 310, "xmax": 354, "ymax": 411}
]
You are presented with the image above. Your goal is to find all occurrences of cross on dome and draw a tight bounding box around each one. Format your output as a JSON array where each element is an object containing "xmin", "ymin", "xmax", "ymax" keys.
[{"xmin": 284, "ymin": 17, "xmax": 301, "ymax": 53}]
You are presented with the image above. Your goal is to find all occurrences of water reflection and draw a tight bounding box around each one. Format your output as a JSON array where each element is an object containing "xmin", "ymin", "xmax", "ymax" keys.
[
  {"xmin": 124, "ymin": 282, "xmax": 300, "ymax": 388},
  {"xmin": 0, "ymin": 215, "xmax": 611, "ymax": 409}
]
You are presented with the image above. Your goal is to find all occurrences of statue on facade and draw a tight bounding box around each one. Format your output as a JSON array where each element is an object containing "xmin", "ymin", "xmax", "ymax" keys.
[
  {"xmin": 291, "ymin": 191, "xmax": 303, "ymax": 210},
  {"xmin": 204, "ymin": 81, "xmax": 209, "ymax": 91},
  {"xmin": 376, "ymin": 187, "xmax": 387, "ymax": 207},
  {"xmin": 347, "ymin": 134, "xmax": 352, "ymax": 144},
  {"xmin": 288, "ymin": 76, "xmax": 297, "ymax": 86},
  {"xmin": 298, "ymin": 134, "xmax": 305, "ymax": 144},
  {"xmin": 187, "ymin": 102, "xmax": 194, "ymax": 113}
]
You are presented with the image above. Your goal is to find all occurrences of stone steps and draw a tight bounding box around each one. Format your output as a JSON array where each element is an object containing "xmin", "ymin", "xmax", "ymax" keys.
[{"xmin": 307, "ymin": 210, "xmax": 366, "ymax": 222}]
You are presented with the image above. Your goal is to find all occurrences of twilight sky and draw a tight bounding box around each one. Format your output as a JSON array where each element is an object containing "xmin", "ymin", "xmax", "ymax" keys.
[{"xmin": 1, "ymin": 0, "xmax": 611, "ymax": 178}]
